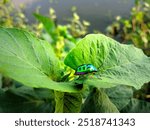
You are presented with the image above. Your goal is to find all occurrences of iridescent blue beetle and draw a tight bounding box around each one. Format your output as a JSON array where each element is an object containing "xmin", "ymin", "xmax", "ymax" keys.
[{"xmin": 75, "ymin": 64, "xmax": 98, "ymax": 75}]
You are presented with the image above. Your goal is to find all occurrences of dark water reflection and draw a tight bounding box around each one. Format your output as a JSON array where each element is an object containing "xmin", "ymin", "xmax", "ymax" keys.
[{"xmin": 12, "ymin": 0, "xmax": 134, "ymax": 32}]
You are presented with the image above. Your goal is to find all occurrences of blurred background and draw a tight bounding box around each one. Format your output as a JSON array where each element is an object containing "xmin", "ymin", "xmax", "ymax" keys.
[
  {"xmin": 1, "ymin": 0, "xmax": 148, "ymax": 55},
  {"xmin": 11, "ymin": 0, "xmax": 134, "ymax": 32}
]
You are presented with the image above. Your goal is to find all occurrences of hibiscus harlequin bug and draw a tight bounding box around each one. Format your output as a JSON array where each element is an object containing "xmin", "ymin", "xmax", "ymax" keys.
[{"xmin": 75, "ymin": 64, "xmax": 98, "ymax": 75}]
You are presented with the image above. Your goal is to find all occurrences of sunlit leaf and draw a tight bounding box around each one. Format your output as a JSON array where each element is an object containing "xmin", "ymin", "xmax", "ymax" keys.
[
  {"xmin": 0, "ymin": 27, "xmax": 80, "ymax": 92},
  {"xmin": 65, "ymin": 34, "xmax": 150, "ymax": 89}
]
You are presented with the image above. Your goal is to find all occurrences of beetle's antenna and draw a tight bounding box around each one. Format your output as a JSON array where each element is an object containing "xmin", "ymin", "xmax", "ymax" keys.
[{"xmin": 97, "ymin": 62, "xmax": 104, "ymax": 71}]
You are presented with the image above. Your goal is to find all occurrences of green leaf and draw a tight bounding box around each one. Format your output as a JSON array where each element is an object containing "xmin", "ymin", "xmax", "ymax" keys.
[
  {"xmin": 106, "ymin": 85, "xmax": 150, "ymax": 112},
  {"xmin": 0, "ymin": 27, "xmax": 80, "ymax": 92},
  {"xmin": 64, "ymin": 34, "xmax": 150, "ymax": 89},
  {"xmin": 33, "ymin": 13, "xmax": 57, "ymax": 40},
  {"xmin": 121, "ymin": 98, "xmax": 150, "ymax": 113},
  {"xmin": 105, "ymin": 85, "xmax": 133, "ymax": 111},
  {"xmin": 81, "ymin": 88, "xmax": 119, "ymax": 113},
  {"xmin": 55, "ymin": 91, "xmax": 82, "ymax": 113},
  {"xmin": 0, "ymin": 87, "xmax": 55, "ymax": 112}
]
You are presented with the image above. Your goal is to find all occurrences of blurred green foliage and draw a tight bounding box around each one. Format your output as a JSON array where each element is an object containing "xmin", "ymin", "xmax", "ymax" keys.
[
  {"xmin": 0, "ymin": 0, "xmax": 27, "ymax": 28},
  {"xmin": 106, "ymin": 0, "xmax": 150, "ymax": 56},
  {"xmin": 34, "ymin": 8, "xmax": 90, "ymax": 60},
  {"xmin": 67, "ymin": 9, "xmax": 90, "ymax": 38}
]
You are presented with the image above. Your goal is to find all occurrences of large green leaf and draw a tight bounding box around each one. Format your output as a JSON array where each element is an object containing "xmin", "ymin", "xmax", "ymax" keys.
[
  {"xmin": 105, "ymin": 85, "xmax": 133, "ymax": 111},
  {"xmin": 81, "ymin": 88, "xmax": 119, "ymax": 113},
  {"xmin": 0, "ymin": 27, "xmax": 80, "ymax": 92},
  {"xmin": 0, "ymin": 87, "xmax": 55, "ymax": 112},
  {"xmin": 64, "ymin": 34, "xmax": 150, "ymax": 89},
  {"xmin": 105, "ymin": 85, "xmax": 150, "ymax": 113},
  {"xmin": 54, "ymin": 91, "xmax": 82, "ymax": 113}
]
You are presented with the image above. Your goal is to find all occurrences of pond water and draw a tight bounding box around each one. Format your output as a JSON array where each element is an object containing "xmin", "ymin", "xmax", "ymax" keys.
[{"xmin": 12, "ymin": 0, "xmax": 134, "ymax": 32}]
